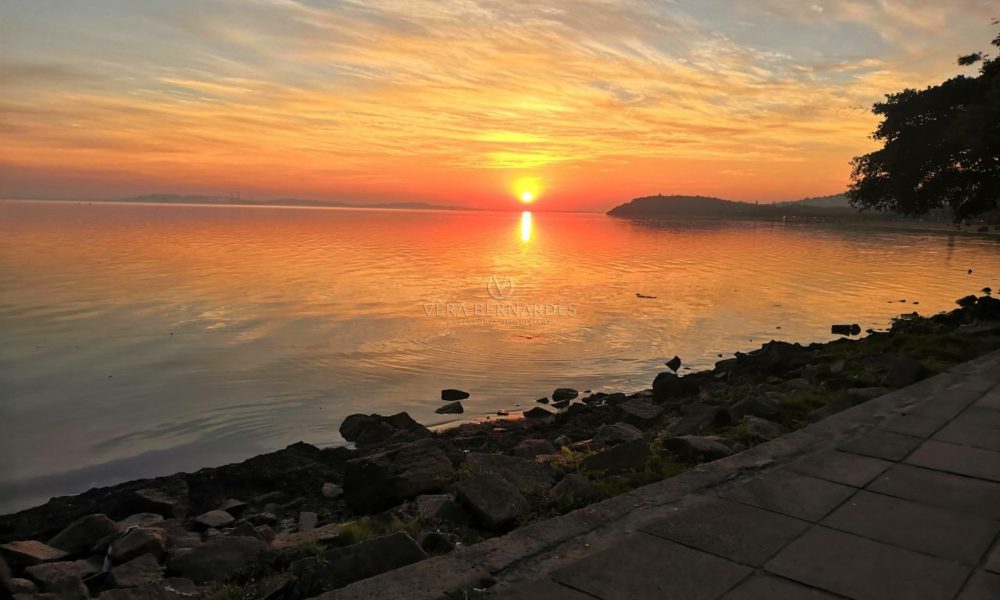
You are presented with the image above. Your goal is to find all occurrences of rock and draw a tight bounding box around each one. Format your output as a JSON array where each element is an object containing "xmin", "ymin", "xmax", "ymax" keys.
[
  {"xmin": 98, "ymin": 577, "xmax": 199, "ymax": 600},
  {"xmin": 169, "ymin": 536, "xmax": 264, "ymax": 584},
  {"xmin": 291, "ymin": 532, "xmax": 426, "ymax": 596},
  {"xmin": 343, "ymin": 439, "xmax": 454, "ymax": 513},
  {"xmin": 242, "ymin": 512, "xmax": 277, "ymax": 527},
  {"xmin": 744, "ymin": 416, "xmax": 790, "ymax": 440},
  {"xmin": 496, "ymin": 408, "xmax": 510, "ymax": 416},
  {"xmin": 203, "ymin": 528, "xmax": 221, "ymax": 540},
  {"xmin": 46, "ymin": 514, "xmax": 119, "ymax": 556},
  {"xmin": 298, "ymin": 512, "xmax": 318, "ymax": 532},
  {"xmin": 523, "ymin": 406, "xmax": 554, "ymax": 418},
  {"xmin": 552, "ymin": 388, "xmax": 578, "ymax": 402},
  {"xmin": 845, "ymin": 387, "xmax": 889, "ymax": 402},
  {"xmin": 320, "ymin": 483, "xmax": 343, "ymax": 499},
  {"xmin": 669, "ymin": 404, "xmax": 730, "ymax": 436},
  {"xmin": 663, "ymin": 436, "xmax": 735, "ymax": 461},
  {"xmin": 416, "ymin": 531, "xmax": 454, "ymax": 556},
  {"xmin": 550, "ymin": 400, "xmax": 570, "ymax": 409},
  {"xmin": 21, "ymin": 575, "xmax": 89, "ymax": 599},
  {"xmin": 652, "ymin": 371, "xmax": 690, "ymax": 399},
  {"xmin": 110, "ymin": 528, "xmax": 166, "ymax": 563},
  {"xmin": 414, "ymin": 495, "xmax": 470, "ymax": 526},
  {"xmin": 116, "ymin": 514, "xmax": 164, "ymax": 530},
  {"xmin": 956, "ymin": 294, "xmax": 978, "ymax": 307},
  {"xmin": 192, "ymin": 510, "xmax": 234, "ymax": 530},
  {"xmin": 580, "ymin": 439, "xmax": 651, "ymax": 475},
  {"xmin": 512, "ymin": 438, "xmax": 556, "ymax": 459},
  {"xmin": 829, "ymin": 359, "xmax": 846, "ymax": 374},
  {"xmin": 593, "ymin": 422, "xmax": 644, "ymax": 447},
  {"xmin": 0, "ymin": 541, "xmax": 67, "ymax": 568},
  {"xmin": 131, "ymin": 480, "xmax": 189, "ymax": 519},
  {"xmin": 665, "ymin": 355, "xmax": 682, "ymax": 371},
  {"xmin": 109, "ymin": 553, "xmax": 162, "ymax": 588},
  {"xmin": 145, "ymin": 519, "xmax": 201, "ymax": 550},
  {"xmin": 464, "ymin": 453, "xmax": 557, "ymax": 492},
  {"xmin": 441, "ymin": 389, "xmax": 470, "ymax": 401},
  {"xmin": 548, "ymin": 474, "xmax": 599, "ymax": 506},
  {"xmin": 831, "ymin": 324, "xmax": 861, "ymax": 336},
  {"xmin": 729, "ymin": 396, "xmax": 781, "ymax": 421},
  {"xmin": 455, "ymin": 476, "xmax": 530, "ymax": 531},
  {"xmin": 339, "ymin": 412, "xmax": 430, "ymax": 447},
  {"xmin": 617, "ymin": 398, "xmax": 664, "ymax": 427},
  {"xmin": 253, "ymin": 490, "xmax": 285, "ymax": 506},
  {"xmin": 536, "ymin": 397, "xmax": 549, "ymax": 404},
  {"xmin": 885, "ymin": 357, "xmax": 927, "ymax": 388},
  {"xmin": 218, "ymin": 499, "xmax": 247, "ymax": 516},
  {"xmin": 435, "ymin": 402, "xmax": 464, "ymax": 415},
  {"xmin": 8, "ymin": 577, "xmax": 37, "ymax": 594},
  {"xmin": 24, "ymin": 559, "xmax": 101, "ymax": 591}
]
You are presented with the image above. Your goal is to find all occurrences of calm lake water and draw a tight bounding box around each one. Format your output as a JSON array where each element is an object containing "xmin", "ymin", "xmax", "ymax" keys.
[{"xmin": 1, "ymin": 200, "xmax": 997, "ymax": 512}]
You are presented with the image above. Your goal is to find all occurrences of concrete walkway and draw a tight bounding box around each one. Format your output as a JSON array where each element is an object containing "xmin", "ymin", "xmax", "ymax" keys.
[{"xmin": 492, "ymin": 362, "xmax": 1000, "ymax": 599}]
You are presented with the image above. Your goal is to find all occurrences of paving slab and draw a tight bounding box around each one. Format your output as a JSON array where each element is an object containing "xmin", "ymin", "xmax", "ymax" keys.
[
  {"xmin": 641, "ymin": 497, "xmax": 810, "ymax": 567},
  {"xmin": 719, "ymin": 574, "xmax": 840, "ymax": 599},
  {"xmin": 933, "ymin": 406, "xmax": 1000, "ymax": 451},
  {"xmin": 766, "ymin": 526, "xmax": 971, "ymax": 600},
  {"xmin": 552, "ymin": 533, "xmax": 751, "ymax": 600},
  {"xmin": 985, "ymin": 542, "xmax": 1000, "ymax": 574},
  {"xmin": 487, "ymin": 579, "xmax": 593, "ymax": 600},
  {"xmin": 867, "ymin": 463, "xmax": 1000, "ymax": 520},
  {"xmin": 836, "ymin": 429, "xmax": 923, "ymax": 461},
  {"xmin": 719, "ymin": 470, "xmax": 855, "ymax": 522},
  {"xmin": 905, "ymin": 440, "xmax": 1000, "ymax": 482},
  {"xmin": 821, "ymin": 490, "xmax": 998, "ymax": 565},
  {"xmin": 787, "ymin": 450, "xmax": 893, "ymax": 487},
  {"xmin": 975, "ymin": 387, "xmax": 1000, "ymax": 410},
  {"xmin": 880, "ymin": 413, "xmax": 948, "ymax": 437},
  {"xmin": 956, "ymin": 570, "xmax": 1000, "ymax": 600}
]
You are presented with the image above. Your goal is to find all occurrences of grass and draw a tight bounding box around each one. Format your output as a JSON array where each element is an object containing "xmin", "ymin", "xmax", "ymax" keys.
[{"xmin": 337, "ymin": 515, "xmax": 423, "ymax": 545}]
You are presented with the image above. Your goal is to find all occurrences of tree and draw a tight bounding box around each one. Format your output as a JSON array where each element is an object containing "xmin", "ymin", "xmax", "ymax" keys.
[{"xmin": 848, "ymin": 29, "xmax": 1000, "ymax": 220}]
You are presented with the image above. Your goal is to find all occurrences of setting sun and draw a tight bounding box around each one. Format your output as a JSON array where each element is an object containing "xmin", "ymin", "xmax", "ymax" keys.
[{"xmin": 520, "ymin": 190, "xmax": 534, "ymax": 204}]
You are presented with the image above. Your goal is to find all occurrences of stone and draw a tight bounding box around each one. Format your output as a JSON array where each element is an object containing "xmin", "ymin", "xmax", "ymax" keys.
[
  {"xmin": 441, "ymin": 389, "xmax": 469, "ymax": 401},
  {"xmin": 343, "ymin": 439, "xmax": 455, "ymax": 513},
  {"xmin": 743, "ymin": 416, "xmax": 789, "ymax": 440},
  {"xmin": 550, "ymin": 400, "xmax": 570, "ymax": 409},
  {"xmin": 536, "ymin": 397, "xmax": 549, "ymax": 404},
  {"xmin": 47, "ymin": 514, "xmax": 119, "ymax": 555},
  {"xmin": 642, "ymin": 498, "xmax": 810, "ymax": 567},
  {"xmin": 455, "ymin": 476, "xmax": 530, "ymax": 531},
  {"xmin": 298, "ymin": 512, "xmax": 318, "ymax": 532},
  {"xmin": 956, "ymin": 294, "xmax": 978, "ymax": 307},
  {"xmin": 8, "ymin": 578, "xmax": 37, "ymax": 594},
  {"xmin": 0, "ymin": 541, "xmax": 67, "ymax": 568},
  {"xmin": 146, "ymin": 519, "xmax": 201, "ymax": 550},
  {"xmin": 729, "ymin": 396, "xmax": 781, "ymax": 421},
  {"xmin": 131, "ymin": 480, "xmax": 189, "ymax": 519},
  {"xmin": 885, "ymin": 356, "xmax": 927, "ymax": 388},
  {"xmin": 465, "ymin": 452, "xmax": 558, "ymax": 492},
  {"xmin": 663, "ymin": 436, "xmax": 734, "ymax": 461},
  {"xmin": 110, "ymin": 528, "xmax": 166, "ymax": 563},
  {"xmin": 218, "ymin": 499, "xmax": 247, "ymax": 516},
  {"xmin": 652, "ymin": 371, "xmax": 698, "ymax": 399},
  {"xmin": 321, "ymin": 482, "xmax": 343, "ymax": 499},
  {"xmin": 766, "ymin": 526, "xmax": 970, "ymax": 600},
  {"xmin": 98, "ymin": 577, "xmax": 199, "ymax": 600},
  {"xmin": 169, "ymin": 536, "xmax": 264, "ymax": 584},
  {"xmin": 548, "ymin": 474, "xmax": 599, "ymax": 506},
  {"xmin": 845, "ymin": 387, "xmax": 889, "ymax": 402},
  {"xmin": 25, "ymin": 559, "xmax": 101, "ymax": 591},
  {"xmin": 552, "ymin": 388, "xmax": 578, "ymax": 402},
  {"xmin": 434, "ymin": 401, "xmax": 464, "ymax": 414},
  {"xmin": 116, "ymin": 514, "xmax": 164, "ymax": 530},
  {"xmin": 720, "ymin": 470, "xmax": 855, "ymax": 522},
  {"xmin": 291, "ymin": 532, "xmax": 426, "ymax": 596},
  {"xmin": 416, "ymin": 531, "xmax": 454, "ymax": 555},
  {"xmin": 242, "ymin": 512, "xmax": 278, "ymax": 526},
  {"xmin": 523, "ymin": 406, "xmax": 554, "ymax": 419},
  {"xmin": 414, "ymin": 495, "xmax": 470, "ymax": 526},
  {"xmin": 192, "ymin": 510, "xmax": 234, "ymax": 530},
  {"xmin": 617, "ymin": 398, "xmax": 664, "ymax": 426},
  {"xmin": 109, "ymin": 553, "xmax": 163, "ymax": 588},
  {"xmin": 665, "ymin": 355, "xmax": 682, "ymax": 371},
  {"xmin": 580, "ymin": 439, "xmax": 651, "ymax": 474},
  {"xmin": 512, "ymin": 438, "xmax": 557, "ymax": 458},
  {"xmin": 339, "ymin": 412, "xmax": 429, "ymax": 446},
  {"xmin": 669, "ymin": 404, "xmax": 730, "ymax": 435},
  {"xmin": 593, "ymin": 422, "xmax": 643, "ymax": 447}
]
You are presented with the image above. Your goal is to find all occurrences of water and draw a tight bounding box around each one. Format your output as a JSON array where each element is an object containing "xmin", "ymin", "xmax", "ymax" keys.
[{"xmin": 1, "ymin": 200, "xmax": 997, "ymax": 512}]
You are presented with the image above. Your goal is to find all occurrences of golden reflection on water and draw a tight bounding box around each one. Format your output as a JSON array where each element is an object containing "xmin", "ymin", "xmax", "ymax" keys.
[{"xmin": 520, "ymin": 211, "xmax": 533, "ymax": 243}]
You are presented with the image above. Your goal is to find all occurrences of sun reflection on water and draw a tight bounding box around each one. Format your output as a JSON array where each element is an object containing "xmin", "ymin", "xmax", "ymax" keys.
[{"xmin": 520, "ymin": 211, "xmax": 532, "ymax": 243}]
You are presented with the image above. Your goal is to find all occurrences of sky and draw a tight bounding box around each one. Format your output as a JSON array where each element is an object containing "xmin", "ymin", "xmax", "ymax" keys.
[{"xmin": 0, "ymin": 1, "xmax": 996, "ymax": 211}]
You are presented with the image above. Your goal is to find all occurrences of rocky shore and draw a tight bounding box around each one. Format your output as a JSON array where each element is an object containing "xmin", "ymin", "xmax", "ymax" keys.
[{"xmin": 2, "ymin": 294, "xmax": 1000, "ymax": 600}]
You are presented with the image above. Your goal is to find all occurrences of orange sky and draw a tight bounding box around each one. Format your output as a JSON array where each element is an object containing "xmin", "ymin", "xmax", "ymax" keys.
[{"xmin": 1, "ymin": 1, "xmax": 996, "ymax": 211}]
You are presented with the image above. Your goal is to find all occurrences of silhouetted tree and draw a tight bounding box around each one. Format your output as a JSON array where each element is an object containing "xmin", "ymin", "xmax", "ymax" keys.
[{"xmin": 848, "ymin": 29, "xmax": 1000, "ymax": 220}]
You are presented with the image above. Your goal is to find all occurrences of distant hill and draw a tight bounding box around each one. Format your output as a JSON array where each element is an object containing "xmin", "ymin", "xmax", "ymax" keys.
[
  {"xmin": 607, "ymin": 194, "xmax": 868, "ymax": 220},
  {"xmin": 121, "ymin": 194, "xmax": 470, "ymax": 211}
]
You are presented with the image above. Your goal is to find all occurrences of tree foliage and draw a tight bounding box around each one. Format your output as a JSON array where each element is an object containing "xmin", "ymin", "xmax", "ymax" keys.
[{"xmin": 848, "ymin": 31, "xmax": 1000, "ymax": 220}]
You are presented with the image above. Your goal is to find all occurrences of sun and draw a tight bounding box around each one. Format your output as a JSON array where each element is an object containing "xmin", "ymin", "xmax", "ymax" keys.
[{"xmin": 520, "ymin": 190, "xmax": 535, "ymax": 204}]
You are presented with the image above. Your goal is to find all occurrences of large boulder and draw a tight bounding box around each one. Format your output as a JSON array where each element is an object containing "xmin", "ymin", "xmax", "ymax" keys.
[
  {"xmin": 110, "ymin": 528, "xmax": 166, "ymax": 563},
  {"xmin": 414, "ymin": 495, "xmax": 471, "ymax": 527},
  {"xmin": 728, "ymin": 396, "xmax": 781, "ymax": 421},
  {"xmin": 0, "ymin": 540, "xmax": 67, "ymax": 568},
  {"xmin": 24, "ymin": 558, "xmax": 101, "ymax": 591},
  {"xmin": 441, "ymin": 389, "xmax": 470, "ymax": 401},
  {"xmin": 291, "ymin": 532, "xmax": 426, "ymax": 596},
  {"xmin": 617, "ymin": 399, "xmax": 664, "ymax": 427},
  {"xmin": 512, "ymin": 439, "xmax": 556, "ymax": 459},
  {"xmin": 594, "ymin": 422, "xmax": 644, "ymax": 447},
  {"xmin": 552, "ymin": 388, "xmax": 579, "ymax": 402},
  {"xmin": 98, "ymin": 577, "xmax": 199, "ymax": 600},
  {"xmin": 130, "ymin": 479, "xmax": 189, "ymax": 519},
  {"xmin": 580, "ymin": 439, "xmax": 651, "ymax": 475},
  {"xmin": 339, "ymin": 412, "xmax": 431, "ymax": 447},
  {"xmin": 46, "ymin": 514, "xmax": 119, "ymax": 556},
  {"xmin": 192, "ymin": 510, "xmax": 234, "ymax": 530},
  {"xmin": 464, "ymin": 453, "xmax": 557, "ymax": 493},
  {"xmin": 744, "ymin": 416, "xmax": 789, "ymax": 441},
  {"xmin": 109, "ymin": 553, "xmax": 163, "ymax": 588},
  {"xmin": 169, "ymin": 536, "xmax": 264, "ymax": 584},
  {"xmin": 454, "ymin": 476, "xmax": 529, "ymax": 531},
  {"xmin": 343, "ymin": 439, "xmax": 454, "ymax": 513},
  {"xmin": 652, "ymin": 372, "xmax": 698, "ymax": 400},
  {"xmin": 548, "ymin": 474, "xmax": 599, "ymax": 506},
  {"xmin": 669, "ymin": 404, "xmax": 730, "ymax": 436},
  {"xmin": 663, "ymin": 436, "xmax": 734, "ymax": 461},
  {"xmin": 435, "ymin": 402, "xmax": 464, "ymax": 415}
]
